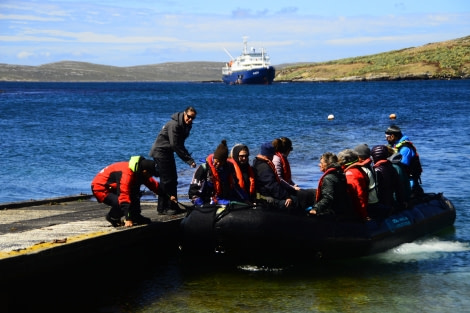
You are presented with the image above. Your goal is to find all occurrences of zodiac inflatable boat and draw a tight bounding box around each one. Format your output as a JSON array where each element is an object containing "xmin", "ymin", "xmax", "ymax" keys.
[{"xmin": 179, "ymin": 192, "xmax": 456, "ymax": 263}]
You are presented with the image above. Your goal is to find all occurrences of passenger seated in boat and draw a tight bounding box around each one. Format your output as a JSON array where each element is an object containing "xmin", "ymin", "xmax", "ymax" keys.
[
  {"xmin": 385, "ymin": 125, "xmax": 424, "ymax": 197},
  {"xmin": 387, "ymin": 146, "xmax": 412, "ymax": 203},
  {"xmin": 337, "ymin": 149, "xmax": 371, "ymax": 222},
  {"xmin": 252, "ymin": 141, "xmax": 302, "ymax": 213},
  {"xmin": 188, "ymin": 140, "xmax": 250, "ymax": 206},
  {"xmin": 228, "ymin": 143, "xmax": 256, "ymax": 203},
  {"xmin": 272, "ymin": 137, "xmax": 298, "ymax": 192},
  {"xmin": 354, "ymin": 144, "xmax": 379, "ymax": 208},
  {"xmin": 370, "ymin": 145, "xmax": 406, "ymax": 219},
  {"xmin": 308, "ymin": 152, "xmax": 353, "ymax": 218},
  {"xmin": 272, "ymin": 137, "xmax": 316, "ymax": 210}
]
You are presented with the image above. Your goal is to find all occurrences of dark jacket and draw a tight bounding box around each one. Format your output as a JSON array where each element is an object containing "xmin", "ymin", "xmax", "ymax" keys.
[
  {"xmin": 389, "ymin": 153, "xmax": 412, "ymax": 202},
  {"xmin": 373, "ymin": 160, "xmax": 405, "ymax": 210},
  {"xmin": 149, "ymin": 112, "xmax": 194, "ymax": 165},
  {"xmin": 188, "ymin": 155, "xmax": 247, "ymax": 204},
  {"xmin": 252, "ymin": 156, "xmax": 292, "ymax": 200},
  {"xmin": 314, "ymin": 164, "xmax": 352, "ymax": 217}
]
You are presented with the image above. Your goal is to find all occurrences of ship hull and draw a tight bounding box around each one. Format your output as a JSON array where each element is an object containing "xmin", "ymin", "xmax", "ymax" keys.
[{"xmin": 222, "ymin": 66, "xmax": 275, "ymax": 85}]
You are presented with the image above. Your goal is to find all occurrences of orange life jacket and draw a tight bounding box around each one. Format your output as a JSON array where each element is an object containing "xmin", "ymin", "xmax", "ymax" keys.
[
  {"xmin": 256, "ymin": 154, "xmax": 281, "ymax": 184},
  {"xmin": 316, "ymin": 167, "xmax": 337, "ymax": 202},
  {"xmin": 227, "ymin": 158, "xmax": 256, "ymax": 196},
  {"xmin": 206, "ymin": 154, "xmax": 234, "ymax": 197},
  {"xmin": 275, "ymin": 152, "xmax": 292, "ymax": 183}
]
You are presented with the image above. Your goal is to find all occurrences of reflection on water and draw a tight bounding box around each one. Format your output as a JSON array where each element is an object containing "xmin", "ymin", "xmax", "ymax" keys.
[{"xmin": 84, "ymin": 237, "xmax": 470, "ymax": 313}]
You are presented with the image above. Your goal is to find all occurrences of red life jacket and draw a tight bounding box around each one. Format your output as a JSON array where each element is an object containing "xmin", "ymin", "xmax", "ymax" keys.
[
  {"xmin": 343, "ymin": 162, "xmax": 369, "ymax": 219},
  {"xmin": 373, "ymin": 159, "xmax": 389, "ymax": 168},
  {"xmin": 206, "ymin": 154, "xmax": 234, "ymax": 197},
  {"xmin": 275, "ymin": 152, "xmax": 292, "ymax": 183},
  {"xmin": 316, "ymin": 167, "xmax": 337, "ymax": 202},
  {"xmin": 256, "ymin": 154, "xmax": 280, "ymax": 183},
  {"xmin": 227, "ymin": 158, "xmax": 256, "ymax": 196}
]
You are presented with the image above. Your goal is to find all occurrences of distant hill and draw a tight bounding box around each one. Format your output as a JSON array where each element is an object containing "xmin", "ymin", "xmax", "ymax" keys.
[
  {"xmin": 276, "ymin": 35, "xmax": 470, "ymax": 82},
  {"xmin": 0, "ymin": 35, "xmax": 468, "ymax": 82},
  {"xmin": 0, "ymin": 61, "xmax": 224, "ymax": 82}
]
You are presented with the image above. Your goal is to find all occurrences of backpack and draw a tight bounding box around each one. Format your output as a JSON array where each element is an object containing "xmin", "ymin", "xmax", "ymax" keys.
[{"xmin": 397, "ymin": 141, "xmax": 423, "ymax": 180}]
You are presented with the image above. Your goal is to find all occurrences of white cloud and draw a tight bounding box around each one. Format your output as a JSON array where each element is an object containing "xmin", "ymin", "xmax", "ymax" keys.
[
  {"xmin": 17, "ymin": 51, "xmax": 34, "ymax": 59},
  {"xmin": 1, "ymin": 1, "xmax": 469, "ymax": 66},
  {"xmin": 0, "ymin": 13, "xmax": 63, "ymax": 22}
]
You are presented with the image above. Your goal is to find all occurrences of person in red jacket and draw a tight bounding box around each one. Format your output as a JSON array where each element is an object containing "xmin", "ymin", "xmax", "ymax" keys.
[
  {"xmin": 91, "ymin": 156, "xmax": 162, "ymax": 227},
  {"xmin": 337, "ymin": 148, "xmax": 370, "ymax": 221}
]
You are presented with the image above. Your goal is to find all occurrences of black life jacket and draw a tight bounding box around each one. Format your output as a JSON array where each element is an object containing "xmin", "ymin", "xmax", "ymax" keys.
[{"xmin": 395, "ymin": 140, "xmax": 423, "ymax": 179}]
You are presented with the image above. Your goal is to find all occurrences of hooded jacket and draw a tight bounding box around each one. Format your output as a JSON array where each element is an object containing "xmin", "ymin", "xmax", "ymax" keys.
[
  {"xmin": 91, "ymin": 156, "xmax": 160, "ymax": 217},
  {"xmin": 149, "ymin": 112, "xmax": 194, "ymax": 165},
  {"xmin": 228, "ymin": 144, "xmax": 256, "ymax": 199}
]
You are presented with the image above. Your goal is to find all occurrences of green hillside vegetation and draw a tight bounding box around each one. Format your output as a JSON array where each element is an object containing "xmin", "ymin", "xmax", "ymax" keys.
[{"xmin": 275, "ymin": 35, "xmax": 470, "ymax": 82}]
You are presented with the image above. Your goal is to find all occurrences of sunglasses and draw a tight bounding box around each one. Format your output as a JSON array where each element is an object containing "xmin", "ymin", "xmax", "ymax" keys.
[{"xmin": 186, "ymin": 114, "xmax": 196, "ymax": 120}]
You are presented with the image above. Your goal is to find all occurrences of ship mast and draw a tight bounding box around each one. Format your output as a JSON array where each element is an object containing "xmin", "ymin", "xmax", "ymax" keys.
[{"xmin": 242, "ymin": 36, "xmax": 248, "ymax": 54}]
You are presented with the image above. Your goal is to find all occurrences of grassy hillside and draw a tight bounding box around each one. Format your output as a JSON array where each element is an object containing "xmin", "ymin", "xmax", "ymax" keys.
[
  {"xmin": 0, "ymin": 36, "xmax": 469, "ymax": 82},
  {"xmin": 275, "ymin": 35, "xmax": 470, "ymax": 82}
]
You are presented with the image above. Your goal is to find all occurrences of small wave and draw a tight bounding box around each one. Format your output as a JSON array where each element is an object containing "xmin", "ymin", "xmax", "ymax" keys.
[
  {"xmin": 374, "ymin": 238, "xmax": 470, "ymax": 262},
  {"xmin": 237, "ymin": 264, "xmax": 288, "ymax": 272}
]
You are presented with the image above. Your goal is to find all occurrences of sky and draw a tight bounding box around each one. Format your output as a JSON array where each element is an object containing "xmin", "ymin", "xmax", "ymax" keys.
[{"xmin": 1, "ymin": 0, "xmax": 469, "ymax": 67}]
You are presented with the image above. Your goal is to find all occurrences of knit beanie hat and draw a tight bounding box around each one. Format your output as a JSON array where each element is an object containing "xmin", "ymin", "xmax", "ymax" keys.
[
  {"xmin": 354, "ymin": 144, "xmax": 371, "ymax": 158},
  {"xmin": 260, "ymin": 142, "xmax": 275, "ymax": 157},
  {"xmin": 139, "ymin": 158, "xmax": 158, "ymax": 176},
  {"xmin": 213, "ymin": 139, "xmax": 229, "ymax": 162},
  {"xmin": 370, "ymin": 145, "xmax": 389, "ymax": 163}
]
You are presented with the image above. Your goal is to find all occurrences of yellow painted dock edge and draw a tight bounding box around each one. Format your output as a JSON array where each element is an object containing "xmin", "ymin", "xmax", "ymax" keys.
[{"xmin": 0, "ymin": 229, "xmax": 114, "ymax": 259}]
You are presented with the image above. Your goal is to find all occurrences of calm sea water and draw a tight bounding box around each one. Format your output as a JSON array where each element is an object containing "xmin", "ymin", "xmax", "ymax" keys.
[{"xmin": 1, "ymin": 81, "xmax": 469, "ymax": 312}]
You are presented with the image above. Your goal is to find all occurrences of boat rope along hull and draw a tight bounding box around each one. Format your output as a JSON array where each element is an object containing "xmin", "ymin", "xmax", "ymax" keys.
[{"xmin": 179, "ymin": 193, "xmax": 456, "ymax": 262}]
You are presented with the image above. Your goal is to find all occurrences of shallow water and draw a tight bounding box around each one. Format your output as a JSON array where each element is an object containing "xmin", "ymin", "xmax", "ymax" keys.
[{"xmin": 103, "ymin": 238, "xmax": 470, "ymax": 313}]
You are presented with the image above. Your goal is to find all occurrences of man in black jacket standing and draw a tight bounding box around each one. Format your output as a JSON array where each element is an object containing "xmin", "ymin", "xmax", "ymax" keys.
[{"xmin": 149, "ymin": 106, "xmax": 197, "ymax": 214}]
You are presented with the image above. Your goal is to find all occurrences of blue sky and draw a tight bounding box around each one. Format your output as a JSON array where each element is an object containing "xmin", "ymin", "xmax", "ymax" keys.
[{"xmin": 1, "ymin": 0, "xmax": 469, "ymax": 66}]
